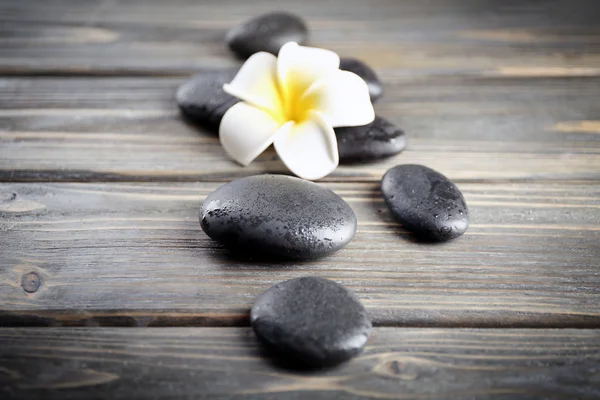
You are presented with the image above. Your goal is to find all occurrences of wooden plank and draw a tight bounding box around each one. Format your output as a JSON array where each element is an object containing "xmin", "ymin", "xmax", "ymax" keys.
[
  {"xmin": 1, "ymin": 76, "xmax": 599, "ymax": 182},
  {"xmin": 1, "ymin": 0, "xmax": 599, "ymax": 76},
  {"xmin": 0, "ymin": 327, "xmax": 599, "ymax": 399},
  {"xmin": 1, "ymin": 182, "xmax": 598, "ymax": 328}
]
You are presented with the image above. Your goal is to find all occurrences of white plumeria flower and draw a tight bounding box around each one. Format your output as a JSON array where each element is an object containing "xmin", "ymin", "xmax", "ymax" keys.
[{"xmin": 219, "ymin": 42, "xmax": 375, "ymax": 180}]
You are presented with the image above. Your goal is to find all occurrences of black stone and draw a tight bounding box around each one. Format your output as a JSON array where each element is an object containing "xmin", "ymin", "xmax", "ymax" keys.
[
  {"xmin": 176, "ymin": 69, "xmax": 239, "ymax": 131},
  {"xmin": 381, "ymin": 164, "xmax": 469, "ymax": 241},
  {"xmin": 251, "ymin": 276, "xmax": 372, "ymax": 367},
  {"xmin": 226, "ymin": 12, "xmax": 308, "ymax": 59},
  {"xmin": 200, "ymin": 175, "xmax": 357, "ymax": 259},
  {"xmin": 340, "ymin": 58, "xmax": 383, "ymax": 102},
  {"xmin": 336, "ymin": 116, "xmax": 406, "ymax": 163}
]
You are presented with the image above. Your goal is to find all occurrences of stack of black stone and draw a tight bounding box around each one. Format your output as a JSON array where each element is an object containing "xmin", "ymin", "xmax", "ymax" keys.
[
  {"xmin": 177, "ymin": 12, "xmax": 406, "ymax": 164},
  {"xmin": 179, "ymin": 12, "xmax": 470, "ymax": 368}
]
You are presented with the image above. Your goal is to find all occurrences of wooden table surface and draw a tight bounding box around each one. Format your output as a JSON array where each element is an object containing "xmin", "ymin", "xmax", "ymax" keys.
[{"xmin": 1, "ymin": 0, "xmax": 599, "ymax": 398}]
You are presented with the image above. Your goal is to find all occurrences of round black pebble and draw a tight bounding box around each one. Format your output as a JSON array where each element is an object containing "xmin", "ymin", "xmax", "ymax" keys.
[
  {"xmin": 381, "ymin": 164, "xmax": 469, "ymax": 241},
  {"xmin": 251, "ymin": 276, "xmax": 372, "ymax": 367},
  {"xmin": 200, "ymin": 175, "xmax": 357, "ymax": 259},
  {"xmin": 226, "ymin": 12, "xmax": 308, "ymax": 59},
  {"xmin": 336, "ymin": 116, "xmax": 406, "ymax": 163},
  {"xmin": 176, "ymin": 69, "xmax": 239, "ymax": 131},
  {"xmin": 340, "ymin": 58, "xmax": 383, "ymax": 102}
]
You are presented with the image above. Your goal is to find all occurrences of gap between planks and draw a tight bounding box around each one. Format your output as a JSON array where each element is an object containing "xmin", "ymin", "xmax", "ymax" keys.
[{"xmin": 1, "ymin": 172, "xmax": 599, "ymax": 185}]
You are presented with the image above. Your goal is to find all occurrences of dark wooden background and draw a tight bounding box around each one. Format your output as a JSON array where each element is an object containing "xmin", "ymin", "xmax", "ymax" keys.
[{"xmin": 1, "ymin": 0, "xmax": 599, "ymax": 398}]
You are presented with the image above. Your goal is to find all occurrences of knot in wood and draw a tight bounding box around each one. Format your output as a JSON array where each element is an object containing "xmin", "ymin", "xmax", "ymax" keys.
[{"xmin": 22, "ymin": 272, "xmax": 41, "ymax": 293}]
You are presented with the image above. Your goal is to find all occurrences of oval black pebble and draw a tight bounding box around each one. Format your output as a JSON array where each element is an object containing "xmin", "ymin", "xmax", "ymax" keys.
[
  {"xmin": 381, "ymin": 164, "xmax": 469, "ymax": 241},
  {"xmin": 226, "ymin": 12, "xmax": 308, "ymax": 59},
  {"xmin": 251, "ymin": 276, "xmax": 372, "ymax": 367},
  {"xmin": 336, "ymin": 116, "xmax": 406, "ymax": 163},
  {"xmin": 200, "ymin": 175, "xmax": 357, "ymax": 259},
  {"xmin": 340, "ymin": 58, "xmax": 383, "ymax": 102},
  {"xmin": 176, "ymin": 69, "xmax": 239, "ymax": 131}
]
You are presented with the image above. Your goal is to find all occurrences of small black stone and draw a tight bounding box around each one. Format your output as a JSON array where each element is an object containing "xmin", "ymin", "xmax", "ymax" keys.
[
  {"xmin": 336, "ymin": 116, "xmax": 406, "ymax": 163},
  {"xmin": 381, "ymin": 164, "xmax": 469, "ymax": 241},
  {"xmin": 176, "ymin": 69, "xmax": 239, "ymax": 131},
  {"xmin": 340, "ymin": 58, "xmax": 383, "ymax": 102},
  {"xmin": 251, "ymin": 276, "xmax": 372, "ymax": 367},
  {"xmin": 226, "ymin": 12, "xmax": 308, "ymax": 59},
  {"xmin": 200, "ymin": 175, "xmax": 357, "ymax": 259}
]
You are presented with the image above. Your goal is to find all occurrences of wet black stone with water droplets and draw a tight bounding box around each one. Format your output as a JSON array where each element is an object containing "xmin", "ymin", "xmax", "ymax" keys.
[
  {"xmin": 251, "ymin": 276, "xmax": 372, "ymax": 367},
  {"xmin": 226, "ymin": 12, "xmax": 308, "ymax": 59},
  {"xmin": 200, "ymin": 175, "xmax": 357, "ymax": 259},
  {"xmin": 336, "ymin": 116, "xmax": 406, "ymax": 162},
  {"xmin": 381, "ymin": 164, "xmax": 469, "ymax": 241},
  {"xmin": 340, "ymin": 58, "xmax": 383, "ymax": 102},
  {"xmin": 176, "ymin": 68, "xmax": 239, "ymax": 131}
]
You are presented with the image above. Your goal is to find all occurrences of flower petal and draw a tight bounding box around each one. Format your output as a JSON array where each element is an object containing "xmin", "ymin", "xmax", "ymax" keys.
[
  {"xmin": 220, "ymin": 102, "xmax": 290, "ymax": 166},
  {"xmin": 223, "ymin": 52, "xmax": 282, "ymax": 115},
  {"xmin": 304, "ymin": 70, "xmax": 375, "ymax": 128},
  {"xmin": 277, "ymin": 42, "xmax": 340, "ymax": 101},
  {"xmin": 274, "ymin": 110, "xmax": 339, "ymax": 180}
]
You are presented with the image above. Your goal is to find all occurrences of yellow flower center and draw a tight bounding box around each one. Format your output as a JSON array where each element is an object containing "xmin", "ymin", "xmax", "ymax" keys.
[{"xmin": 277, "ymin": 73, "xmax": 318, "ymax": 125}]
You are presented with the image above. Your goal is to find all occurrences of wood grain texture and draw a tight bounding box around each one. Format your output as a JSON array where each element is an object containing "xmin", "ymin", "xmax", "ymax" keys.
[
  {"xmin": 1, "ymin": 182, "xmax": 598, "ymax": 328},
  {"xmin": 1, "ymin": 76, "xmax": 599, "ymax": 182},
  {"xmin": 1, "ymin": 0, "xmax": 599, "ymax": 77},
  {"xmin": 2, "ymin": 0, "xmax": 600, "ymax": 397},
  {"xmin": 1, "ymin": 327, "xmax": 599, "ymax": 399}
]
